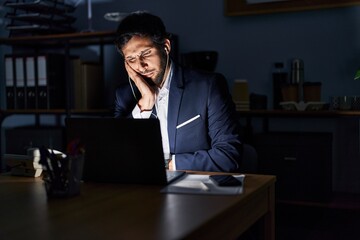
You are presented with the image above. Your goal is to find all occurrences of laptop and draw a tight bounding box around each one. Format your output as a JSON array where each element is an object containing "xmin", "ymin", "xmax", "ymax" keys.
[{"xmin": 65, "ymin": 117, "xmax": 185, "ymax": 185}]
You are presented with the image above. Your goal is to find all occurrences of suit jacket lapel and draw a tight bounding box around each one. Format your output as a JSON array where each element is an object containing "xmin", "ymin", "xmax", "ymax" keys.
[{"xmin": 168, "ymin": 65, "xmax": 184, "ymax": 153}]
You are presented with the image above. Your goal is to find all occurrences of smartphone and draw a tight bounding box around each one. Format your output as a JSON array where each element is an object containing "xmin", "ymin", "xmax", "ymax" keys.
[{"xmin": 209, "ymin": 175, "xmax": 242, "ymax": 187}]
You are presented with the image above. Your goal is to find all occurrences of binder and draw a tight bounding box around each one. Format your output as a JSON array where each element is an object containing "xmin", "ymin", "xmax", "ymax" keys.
[
  {"xmin": 5, "ymin": 56, "xmax": 16, "ymax": 109},
  {"xmin": 37, "ymin": 55, "xmax": 47, "ymax": 109},
  {"xmin": 37, "ymin": 54, "xmax": 65, "ymax": 109},
  {"xmin": 15, "ymin": 57, "xmax": 26, "ymax": 109},
  {"xmin": 25, "ymin": 56, "xmax": 37, "ymax": 109}
]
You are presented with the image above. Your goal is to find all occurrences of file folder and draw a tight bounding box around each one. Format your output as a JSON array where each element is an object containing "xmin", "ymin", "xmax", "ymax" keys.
[
  {"xmin": 15, "ymin": 57, "xmax": 26, "ymax": 109},
  {"xmin": 5, "ymin": 56, "xmax": 16, "ymax": 109},
  {"xmin": 37, "ymin": 55, "xmax": 48, "ymax": 109},
  {"xmin": 25, "ymin": 56, "xmax": 37, "ymax": 109},
  {"xmin": 4, "ymin": 53, "xmax": 66, "ymax": 109}
]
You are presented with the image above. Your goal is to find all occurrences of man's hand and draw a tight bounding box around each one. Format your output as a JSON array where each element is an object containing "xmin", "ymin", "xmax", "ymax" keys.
[
  {"xmin": 168, "ymin": 159, "xmax": 174, "ymax": 171},
  {"xmin": 125, "ymin": 62, "xmax": 156, "ymax": 111}
]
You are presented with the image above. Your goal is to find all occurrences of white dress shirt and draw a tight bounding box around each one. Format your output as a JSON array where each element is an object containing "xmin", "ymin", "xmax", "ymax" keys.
[{"xmin": 132, "ymin": 63, "xmax": 175, "ymax": 169}]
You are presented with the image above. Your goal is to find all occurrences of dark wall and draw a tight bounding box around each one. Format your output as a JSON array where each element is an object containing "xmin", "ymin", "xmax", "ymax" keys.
[{"xmin": 72, "ymin": 0, "xmax": 360, "ymax": 107}]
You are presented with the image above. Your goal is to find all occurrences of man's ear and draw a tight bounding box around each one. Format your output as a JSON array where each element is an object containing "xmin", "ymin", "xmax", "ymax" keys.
[{"xmin": 164, "ymin": 39, "xmax": 171, "ymax": 54}]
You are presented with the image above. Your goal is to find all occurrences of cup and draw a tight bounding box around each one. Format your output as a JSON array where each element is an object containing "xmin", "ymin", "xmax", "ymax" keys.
[
  {"xmin": 41, "ymin": 150, "xmax": 84, "ymax": 198},
  {"xmin": 281, "ymin": 84, "xmax": 299, "ymax": 102},
  {"xmin": 303, "ymin": 82, "xmax": 321, "ymax": 102},
  {"xmin": 339, "ymin": 96, "xmax": 352, "ymax": 110},
  {"xmin": 351, "ymin": 96, "xmax": 360, "ymax": 110},
  {"xmin": 329, "ymin": 96, "xmax": 340, "ymax": 110}
]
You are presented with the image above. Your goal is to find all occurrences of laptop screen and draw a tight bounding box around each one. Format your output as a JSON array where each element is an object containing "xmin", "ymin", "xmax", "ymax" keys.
[{"xmin": 65, "ymin": 117, "xmax": 169, "ymax": 185}]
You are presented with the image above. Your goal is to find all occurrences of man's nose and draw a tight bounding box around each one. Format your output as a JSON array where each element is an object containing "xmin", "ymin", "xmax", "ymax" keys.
[{"xmin": 137, "ymin": 58, "xmax": 148, "ymax": 72}]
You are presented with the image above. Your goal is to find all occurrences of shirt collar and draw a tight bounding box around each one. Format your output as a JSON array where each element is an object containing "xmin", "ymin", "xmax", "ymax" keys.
[{"xmin": 158, "ymin": 60, "xmax": 173, "ymax": 93}]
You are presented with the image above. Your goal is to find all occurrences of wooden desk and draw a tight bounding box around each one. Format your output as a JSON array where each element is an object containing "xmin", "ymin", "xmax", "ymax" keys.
[{"xmin": 0, "ymin": 174, "xmax": 276, "ymax": 240}]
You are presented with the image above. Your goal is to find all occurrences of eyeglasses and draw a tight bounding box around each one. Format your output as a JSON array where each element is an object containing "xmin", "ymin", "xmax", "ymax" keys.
[{"xmin": 125, "ymin": 47, "xmax": 155, "ymax": 67}]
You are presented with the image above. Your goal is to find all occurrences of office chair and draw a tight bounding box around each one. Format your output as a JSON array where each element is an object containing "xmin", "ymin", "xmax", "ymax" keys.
[
  {"xmin": 241, "ymin": 143, "xmax": 258, "ymax": 174},
  {"xmin": 181, "ymin": 51, "xmax": 218, "ymax": 72}
]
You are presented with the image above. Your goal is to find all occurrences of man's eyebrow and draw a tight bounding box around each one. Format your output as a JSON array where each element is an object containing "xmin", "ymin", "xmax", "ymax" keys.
[
  {"xmin": 142, "ymin": 48, "xmax": 152, "ymax": 53},
  {"xmin": 125, "ymin": 55, "xmax": 135, "ymax": 60},
  {"xmin": 125, "ymin": 47, "xmax": 152, "ymax": 59}
]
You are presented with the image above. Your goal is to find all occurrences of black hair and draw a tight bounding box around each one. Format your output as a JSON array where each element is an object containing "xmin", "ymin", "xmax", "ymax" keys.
[{"xmin": 114, "ymin": 11, "xmax": 171, "ymax": 56}]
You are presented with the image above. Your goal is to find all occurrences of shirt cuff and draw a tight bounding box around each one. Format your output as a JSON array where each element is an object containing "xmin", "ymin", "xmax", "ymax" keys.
[
  {"xmin": 172, "ymin": 154, "xmax": 176, "ymax": 170},
  {"xmin": 132, "ymin": 105, "xmax": 152, "ymax": 119}
]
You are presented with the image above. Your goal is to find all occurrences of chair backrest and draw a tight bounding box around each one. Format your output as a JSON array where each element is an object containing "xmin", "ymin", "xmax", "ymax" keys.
[
  {"xmin": 241, "ymin": 144, "xmax": 258, "ymax": 173},
  {"xmin": 181, "ymin": 51, "xmax": 218, "ymax": 72}
]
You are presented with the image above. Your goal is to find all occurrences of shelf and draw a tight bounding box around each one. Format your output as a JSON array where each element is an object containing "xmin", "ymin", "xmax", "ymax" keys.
[
  {"xmin": 4, "ymin": 0, "xmax": 77, "ymax": 37},
  {"xmin": 0, "ymin": 31, "xmax": 117, "ymax": 47},
  {"xmin": 237, "ymin": 109, "xmax": 360, "ymax": 118},
  {"xmin": 237, "ymin": 109, "xmax": 360, "ymax": 134},
  {"xmin": 224, "ymin": 0, "xmax": 360, "ymax": 16},
  {"xmin": 0, "ymin": 30, "xmax": 118, "ymax": 172},
  {"xmin": 6, "ymin": 23, "xmax": 76, "ymax": 35},
  {"xmin": 6, "ymin": 12, "xmax": 76, "ymax": 25},
  {"xmin": 4, "ymin": 0, "xmax": 75, "ymax": 15},
  {"xmin": 1, "ymin": 109, "xmax": 113, "ymax": 116}
]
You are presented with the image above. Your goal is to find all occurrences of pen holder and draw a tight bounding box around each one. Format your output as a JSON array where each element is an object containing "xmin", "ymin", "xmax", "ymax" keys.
[{"xmin": 40, "ymin": 147, "xmax": 84, "ymax": 198}]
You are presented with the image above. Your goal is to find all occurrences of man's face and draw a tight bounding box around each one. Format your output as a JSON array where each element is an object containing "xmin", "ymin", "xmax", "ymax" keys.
[{"xmin": 122, "ymin": 36, "xmax": 167, "ymax": 86}]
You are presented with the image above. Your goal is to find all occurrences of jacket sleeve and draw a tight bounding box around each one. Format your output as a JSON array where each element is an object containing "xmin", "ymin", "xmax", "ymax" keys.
[{"xmin": 114, "ymin": 84, "xmax": 138, "ymax": 118}]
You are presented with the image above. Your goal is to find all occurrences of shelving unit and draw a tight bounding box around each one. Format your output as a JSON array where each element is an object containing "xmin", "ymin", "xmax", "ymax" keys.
[
  {"xmin": 4, "ymin": 0, "xmax": 76, "ymax": 37},
  {"xmin": 254, "ymin": 131, "xmax": 333, "ymax": 202},
  {"xmin": 0, "ymin": 30, "xmax": 116, "ymax": 110},
  {"xmin": 237, "ymin": 109, "xmax": 360, "ymax": 207},
  {"xmin": 224, "ymin": 0, "xmax": 360, "ymax": 16},
  {"xmin": 0, "ymin": 31, "xmax": 117, "ymax": 171}
]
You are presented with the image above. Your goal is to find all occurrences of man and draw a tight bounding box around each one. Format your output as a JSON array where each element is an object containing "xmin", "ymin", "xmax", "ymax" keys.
[{"xmin": 114, "ymin": 11, "xmax": 242, "ymax": 172}]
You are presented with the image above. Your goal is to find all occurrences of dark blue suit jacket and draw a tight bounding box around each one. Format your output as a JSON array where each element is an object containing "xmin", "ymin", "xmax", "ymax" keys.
[{"xmin": 114, "ymin": 63, "xmax": 242, "ymax": 172}]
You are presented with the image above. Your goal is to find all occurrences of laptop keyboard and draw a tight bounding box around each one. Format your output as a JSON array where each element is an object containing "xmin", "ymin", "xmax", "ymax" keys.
[{"xmin": 166, "ymin": 171, "xmax": 186, "ymax": 183}]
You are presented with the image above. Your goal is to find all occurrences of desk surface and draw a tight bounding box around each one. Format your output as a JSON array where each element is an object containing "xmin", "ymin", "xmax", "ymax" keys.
[{"xmin": 0, "ymin": 174, "xmax": 275, "ymax": 240}]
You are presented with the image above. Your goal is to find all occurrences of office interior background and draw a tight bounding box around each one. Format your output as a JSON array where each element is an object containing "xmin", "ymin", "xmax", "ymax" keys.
[{"xmin": 0, "ymin": 0, "xmax": 360, "ymax": 194}]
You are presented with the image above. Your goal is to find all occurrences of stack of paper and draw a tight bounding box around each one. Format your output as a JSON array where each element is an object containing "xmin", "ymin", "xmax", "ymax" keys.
[
  {"xmin": 161, "ymin": 174, "xmax": 245, "ymax": 195},
  {"xmin": 4, "ymin": 148, "xmax": 65, "ymax": 177}
]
